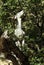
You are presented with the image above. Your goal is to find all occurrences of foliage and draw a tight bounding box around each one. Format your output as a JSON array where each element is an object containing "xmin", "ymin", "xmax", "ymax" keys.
[{"xmin": 0, "ymin": 0, "xmax": 44, "ymax": 65}]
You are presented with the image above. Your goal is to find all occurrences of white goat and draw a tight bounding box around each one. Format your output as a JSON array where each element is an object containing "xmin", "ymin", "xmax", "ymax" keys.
[{"xmin": 14, "ymin": 10, "xmax": 25, "ymax": 38}]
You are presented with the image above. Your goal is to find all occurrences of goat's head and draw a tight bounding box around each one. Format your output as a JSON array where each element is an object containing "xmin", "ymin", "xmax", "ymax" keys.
[{"xmin": 15, "ymin": 10, "xmax": 24, "ymax": 19}]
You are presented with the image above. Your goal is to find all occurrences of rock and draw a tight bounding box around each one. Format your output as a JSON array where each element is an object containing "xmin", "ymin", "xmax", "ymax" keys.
[{"xmin": 0, "ymin": 58, "xmax": 13, "ymax": 65}]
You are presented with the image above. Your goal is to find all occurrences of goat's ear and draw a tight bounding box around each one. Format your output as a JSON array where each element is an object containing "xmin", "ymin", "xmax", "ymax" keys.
[{"xmin": 15, "ymin": 15, "xmax": 16, "ymax": 19}]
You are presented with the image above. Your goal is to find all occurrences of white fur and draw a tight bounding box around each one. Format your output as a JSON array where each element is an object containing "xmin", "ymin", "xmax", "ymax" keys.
[{"xmin": 14, "ymin": 10, "xmax": 25, "ymax": 38}]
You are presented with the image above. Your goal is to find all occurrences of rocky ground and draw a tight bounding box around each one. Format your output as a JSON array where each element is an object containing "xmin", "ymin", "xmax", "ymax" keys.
[
  {"xmin": 0, "ymin": 53, "xmax": 13, "ymax": 65},
  {"xmin": 0, "ymin": 58, "xmax": 13, "ymax": 65}
]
